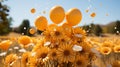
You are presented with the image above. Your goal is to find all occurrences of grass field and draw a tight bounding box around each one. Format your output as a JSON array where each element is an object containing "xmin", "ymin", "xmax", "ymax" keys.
[{"xmin": 0, "ymin": 32, "xmax": 120, "ymax": 67}]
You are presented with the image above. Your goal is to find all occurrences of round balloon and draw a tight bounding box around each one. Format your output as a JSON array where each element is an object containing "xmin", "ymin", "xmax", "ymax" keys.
[
  {"xmin": 66, "ymin": 8, "xmax": 82, "ymax": 26},
  {"xmin": 29, "ymin": 28, "xmax": 36, "ymax": 34},
  {"xmin": 34, "ymin": 16, "xmax": 48, "ymax": 31},
  {"xmin": 31, "ymin": 8, "xmax": 36, "ymax": 13},
  {"xmin": 50, "ymin": 5, "xmax": 65, "ymax": 24}
]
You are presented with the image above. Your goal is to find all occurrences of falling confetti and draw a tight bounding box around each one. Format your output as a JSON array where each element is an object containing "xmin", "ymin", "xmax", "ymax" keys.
[
  {"xmin": 106, "ymin": 13, "xmax": 109, "ymax": 16},
  {"xmin": 31, "ymin": 8, "xmax": 36, "ymax": 14},
  {"xmin": 90, "ymin": 12, "xmax": 96, "ymax": 18},
  {"xmin": 85, "ymin": 9, "xmax": 89, "ymax": 13},
  {"xmin": 43, "ymin": 10, "xmax": 46, "ymax": 14}
]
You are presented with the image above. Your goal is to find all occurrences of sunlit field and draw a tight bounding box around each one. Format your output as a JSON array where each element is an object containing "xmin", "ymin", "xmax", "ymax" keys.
[
  {"xmin": 0, "ymin": 33, "xmax": 120, "ymax": 67},
  {"xmin": 0, "ymin": 0, "xmax": 120, "ymax": 67}
]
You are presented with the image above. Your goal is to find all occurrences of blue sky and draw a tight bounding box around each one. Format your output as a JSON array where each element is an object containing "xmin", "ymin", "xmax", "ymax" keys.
[{"xmin": 3, "ymin": 0, "xmax": 120, "ymax": 27}]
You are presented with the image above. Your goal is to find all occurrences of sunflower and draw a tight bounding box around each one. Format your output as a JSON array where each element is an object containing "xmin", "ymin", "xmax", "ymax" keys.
[
  {"xmin": 46, "ymin": 23, "xmax": 58, "ymax": 31},
  {"xmin": 48, "ymin": 49, "xmax": 58, "ymax": 60},
  {"xmin": 28, "ymin": 56, "xmax": 37, "ymax": 67},
  {"xmin": 32, "ymin": 38, "xmax": 45, "ymax": 52},
  {"xmin": 74, "ymin": 55, "xmax": 88, "ymax": 67},
  {"xmin": 5, "ymin": 54, "xmax": 18, "ymax": 66},
  {"xmin": 57, "ymin": 44, "xmax": 75, "ymax": 63},
  {"xmin": 0, "ymin": 40, "xmax": 12, "ymax": 50},
  {"xmin": 50, "ymin": 26, "xmax": 65, "ymax": 39},
  {"xmin": 61, "ymin": 22, "xmax": 72, "ymax": 37},
  {"xmin": 21, "ymin": 52, "xmax": 30, "ymax": 66},
  {"xmin": 114, "ymin": 45, "xmax": 120, "ymax": 53},
  {"xmin": 50, "ymin": 42, "xmax": 59, "ymax": 49},
  {"xmin": 73, "ymin": 36, "xmax": 86, "ymax": 44},
  {"xmin": 42, "ymin": 30, "xmax": 52, "ymax": 40},
  {"xmin": 101, "ymin": 41, "xmax": 113, "ymax": 48},
  {"xmin": 35, "ymin": 47, "xmax": 49, "ymax": 60},
  {"xmin": 112, "ymin": 61, "xmax": 120, "ymax": 67},
  {"xmin": 78, "ymin": 42, "xmax": 91, "ymax": 55},
  {"xmin": 100, "ymin": 47, "xmax": 111, "ymax": 55},
  {"xmin": 18, "ymin": 36, "xmax": 32, "ymax": 48},
  {"xmin": 73, "ymin": 27, "xmax": 86, "ymax": 36},
  {"xmin": 58, "ymin": 35, "xmax": 71, "ymax": 44},
  {"xmin": 31, "ymin": 37, "xmax": 38, "ymax": 44}
]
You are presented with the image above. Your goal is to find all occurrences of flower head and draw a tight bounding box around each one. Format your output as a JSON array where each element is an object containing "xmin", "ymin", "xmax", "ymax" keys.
[
  {"xmin": 18, "ymin": 36, "xmax": 32, "ymax": 47},
  {"xmin": 0, "ymin": 40, "xmax": 12, "ymax": 50},
  {"xmin": 74, "ymin": 55, "xmax": 88, "ymax": 67},
  {"xmin": 100, "ymin": 47, "xmax": 111, "ymax": 55},
  {"xmin": 5, "ymin": 54, "xmax": 18, "ymax": 66},
  {"xmin": 114, "ymin": 45, "xmax": 120, "ymax": 53},
  {"xmin": 57, "ymin": 44, "xmax": 75, "ymax": 63}
]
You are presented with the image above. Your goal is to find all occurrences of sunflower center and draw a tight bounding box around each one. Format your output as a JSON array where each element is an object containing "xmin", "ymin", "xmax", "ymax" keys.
[
  {"xmin": 117, "ymin": 49, "xmax": 120, "ymax": 51},
  {"xmin": 76, "ymin": 60, "xmax": 82, "ymax": 65},
  {"xmin": 104, "ymin": 50, "xmax": 108, "ymax": 53},
  {"xmin": 55, "ymin": 31, "xmax": 60, "ymax": 36},
  {"xmin": 52, "ymin": 52, "xmax": 57, "ymax": 57},
  {"xmin": 104, "ymin": 44, "xmax": 109, "ymax": 47},
  {"xmin": 54, "ymin": 44, "xmax": 59, "ymax": 48},
  {"xmin": 25, "ymin": 58, "xmax": 28, "ymax": 63},
  {"xmin": 40, "ymin": 53, "xmax": 47, "ymax": 59},
  {"xmin": 61, "ymin": 39, "xmax": 65, "ymax": 42},
  {"xmin": 63, "ymin": 50, "xmax": 70, "ymax": 56},
  {"xmin": 77, "ymin": 40, "xmax": 82, "ymax": 43},
  {"xmin": 80, "ymin": 49, "xmax": 85, "ymax": 54},
  {"xmin": 9, "ymin": 61, "xmax": 14, "ymax": 65}
]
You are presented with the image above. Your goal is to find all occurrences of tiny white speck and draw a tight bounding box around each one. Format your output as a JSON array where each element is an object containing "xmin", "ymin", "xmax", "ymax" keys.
[
  {"xmin": 0, "ymin": 52, "xmax": 7, "ymax": 56},
  {"xmin": 14, "ymin": 46, "xmax": 19, "ymax": 50},
  {"xmin": 74, "ymin": 34, "xmax": 83, "ymax": 38},
  {"xmin": 19, "ymin": 49, "xmax": 26, "ymax": 53}
]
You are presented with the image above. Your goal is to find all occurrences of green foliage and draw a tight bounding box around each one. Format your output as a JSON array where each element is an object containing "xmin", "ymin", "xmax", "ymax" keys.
[
  {"xmin": 82, "ymin": 23, "xmax": 103, "ymax": 36},
  {"xmin": 18, "ymin": 19, "xmax": 31, "ymax": 35},
  {"xmin": 94, "ymin": 25, "xmax": 102, "ymax": 36},
  {"xmin": 37, "ymin": 30, "xmax": 43, "ymax": 34},
  {"xmin": 106, "ymin": 23, "xmax": 115, "ymax": 34},
  {"xmin": 82, "ymin": 20, "xmax": 120, "ymax": 36},
  {"xmin": 0, "ymin": 1, "xmax": 11, "ymax": 35},
  {"xmin": 82, "ymin": 23, "xmax": 99, "ymax": 36},
  {"xmin": 114, "ymin": 20, "xmax": 120, "ymax": 35}
]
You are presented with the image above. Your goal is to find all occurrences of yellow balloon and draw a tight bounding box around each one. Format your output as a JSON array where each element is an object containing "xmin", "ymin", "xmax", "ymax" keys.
[
  {"xmin": 66, "ymin": 8, "xmax": 82, "ymax": 26},
  {"xmin": 34, "ymin": 16, "xmax": 48, "ymax": 31},
  {"xmin": 50, "ymin": 5, "xmax": 65, "ymax": 24},
  {"xmin": 29, "ymin": 28, "xmax": 36, "ymax": 34}
]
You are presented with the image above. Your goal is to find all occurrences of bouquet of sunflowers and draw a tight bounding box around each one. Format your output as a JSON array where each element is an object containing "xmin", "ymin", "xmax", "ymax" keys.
[{"xmin": 0, "ymin": 5, "xmax": 96, "ymax": 67}]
